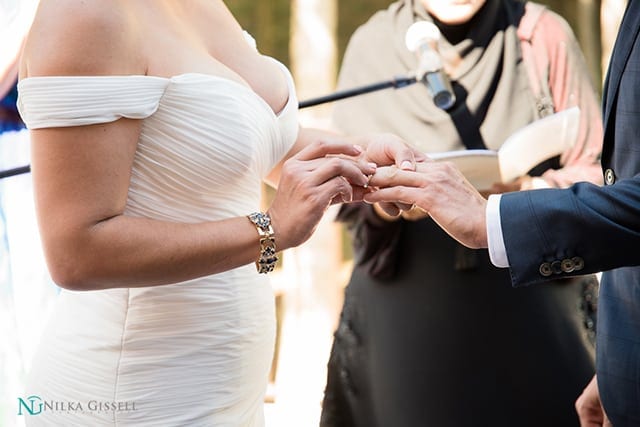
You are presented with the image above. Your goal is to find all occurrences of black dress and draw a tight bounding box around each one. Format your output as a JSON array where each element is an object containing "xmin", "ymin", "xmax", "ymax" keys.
[{"xmin": 321, "ymin": 204, "xmax": 597, "ymax": 427}]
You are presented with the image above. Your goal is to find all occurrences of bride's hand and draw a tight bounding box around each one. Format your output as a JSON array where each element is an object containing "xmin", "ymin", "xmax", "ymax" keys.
[
  {"xmin": 353, "ymin": 132, "xmax": 427, "ymax": 169},
  {"xmin": 352, "ymin": 133, "xmax": 426, "ymax": 221},
  {"xmin": 268, "ymin": 140, "xmax": 375, "ymax": 250}
]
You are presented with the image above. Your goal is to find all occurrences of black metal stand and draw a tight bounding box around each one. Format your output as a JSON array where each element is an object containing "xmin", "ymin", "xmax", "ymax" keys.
[
  {"xmin": 0, "ymin": 74, "xmax": 419, "ymax": 180},
  {"xmin": 298, "ymin": 74, "xmax": 417, "ymax": 109},
  {"xmin": 0, "ymin": 165, "xmax": 30, "ymax": 179}
]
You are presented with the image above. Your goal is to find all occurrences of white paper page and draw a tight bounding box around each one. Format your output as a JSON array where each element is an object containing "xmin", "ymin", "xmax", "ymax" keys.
[
  {"xmin": 498, "ymin": 107, "xmax": 580, "ymax": 182},
  {"xmin": 429, "ymin": 149, "xmax": 500, "ymax": 190}
]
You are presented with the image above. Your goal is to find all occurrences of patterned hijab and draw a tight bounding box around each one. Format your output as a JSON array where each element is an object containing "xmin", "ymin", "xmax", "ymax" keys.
[{"xmin": 332, "ymin": 0, "xmax": 536, "ymax": 152}]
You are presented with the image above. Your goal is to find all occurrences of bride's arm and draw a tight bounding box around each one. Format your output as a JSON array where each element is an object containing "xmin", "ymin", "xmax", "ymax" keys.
[
  {"xmin": 31, "ymin": 120, "xmax": 369, "ymax": 291},
  {"xmin": 25, "ymin": 4, "xmax": 267, "ymax": 289},
  {"xmin": 25, "ymin": 1, "xmax": 372, "ymax": 291}
]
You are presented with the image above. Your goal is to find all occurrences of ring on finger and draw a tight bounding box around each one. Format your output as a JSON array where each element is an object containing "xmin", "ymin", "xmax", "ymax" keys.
[{"xmin": 363, "ymin": 174, "xmax": 373, "ymax": 189}]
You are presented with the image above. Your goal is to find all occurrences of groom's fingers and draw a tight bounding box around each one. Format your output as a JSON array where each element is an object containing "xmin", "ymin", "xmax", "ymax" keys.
[
  {"xmin": 368, "ymin": 165, "xmax": 426, "ymax": 188},
  {"xmin": 369, "ymin": 161, "xmax": 463, "ymax": 188},
  {"xmin": 363, "ymin": 186, "xmax": 415, "ymax": 205}
]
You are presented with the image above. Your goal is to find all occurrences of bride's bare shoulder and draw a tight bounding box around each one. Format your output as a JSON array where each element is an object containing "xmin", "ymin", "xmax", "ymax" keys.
[{"xmin": 21, "ymin": 0, "xmax": 144, "ymax": 78}]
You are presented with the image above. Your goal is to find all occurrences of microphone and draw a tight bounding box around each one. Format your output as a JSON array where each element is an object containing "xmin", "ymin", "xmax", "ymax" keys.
[{"xmin": 405, "ymin": 21, "xmax": 456, "ymax": 110}]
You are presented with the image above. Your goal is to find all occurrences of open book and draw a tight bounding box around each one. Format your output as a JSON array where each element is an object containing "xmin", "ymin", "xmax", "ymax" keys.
[{"xmin": 428, "ymin": 107, "xmax": 580, "ymax": 190}]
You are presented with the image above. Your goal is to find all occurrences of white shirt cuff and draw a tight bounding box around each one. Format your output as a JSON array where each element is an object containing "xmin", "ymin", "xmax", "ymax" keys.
[{"xmin": 486, "ymin": 194, "xmax": 509, "ymax": 268}]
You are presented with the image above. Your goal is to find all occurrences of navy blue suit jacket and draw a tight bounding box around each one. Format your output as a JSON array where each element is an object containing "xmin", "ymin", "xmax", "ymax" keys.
[{"xmin": 499, "ymin": 1, "xmax": 640, "ymax": 424}]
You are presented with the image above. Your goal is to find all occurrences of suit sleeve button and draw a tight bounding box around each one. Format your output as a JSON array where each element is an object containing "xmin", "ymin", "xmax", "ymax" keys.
[
  {"xmin": 561, "ymin": 258, "xmax": 575, "ymax": 273},
  {"xmin": 539, "ymin": 262, "xmax": 552, "ymax": 276},
  {"xmin": 551, "ymin": 260, "xmax": 563, "ymax": 274},
  {"xmin": 604, "ymin": 169, "xmax": 616, "ymax": 185},
  {"xmin": 572, "ymin": 256, "xmax": 585, "ymax": 271}
]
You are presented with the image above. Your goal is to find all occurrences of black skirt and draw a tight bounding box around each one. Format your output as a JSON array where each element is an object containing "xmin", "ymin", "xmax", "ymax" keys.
[{"xmin": 321, "ymin": 215, "xmax": 597, "ymax": 427}]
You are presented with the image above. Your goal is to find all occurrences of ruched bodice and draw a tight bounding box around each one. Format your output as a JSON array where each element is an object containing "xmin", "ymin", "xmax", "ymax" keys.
[
  {"xmin": 18, "ymin": 59, "xmax": 298, "ymax": 218},
  {"xmin": 17, "ymin": 57, "xmax": 298, "ymax": 426}
]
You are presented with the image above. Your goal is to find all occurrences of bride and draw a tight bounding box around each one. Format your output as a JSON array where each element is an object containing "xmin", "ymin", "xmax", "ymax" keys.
[{"xmin": 17, "ymin": 0, "xmax": 421, "ymax": 425}]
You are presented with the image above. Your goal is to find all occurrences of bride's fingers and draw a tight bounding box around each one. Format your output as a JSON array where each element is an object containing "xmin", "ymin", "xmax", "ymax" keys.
[
  {"xmin": 326, "ymin": 154, "xmax": 379, "ymax": 177},
  {"xmin": 353, "ymin": 133, "xmax": 427, "ymax": 168},
  {"xmin": 300, "ymin": 155, "xmax": 377, "ymax": 179},
  {"xmin": 303, "ymin": 156, "xmax": 373, "ymax": 188},
  {"xmin": 294, "ymin": 139, "xmax": 365, "ymax": 162},
  {"xmin": 319, "ymin": 175, "xmax": 354, "ymax": 204}
]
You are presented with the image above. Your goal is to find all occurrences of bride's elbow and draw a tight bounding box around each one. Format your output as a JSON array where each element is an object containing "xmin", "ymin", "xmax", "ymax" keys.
[
  {"xmin": 43, "ymin": 244, "xmax": 103, "ymax": 291},
  {"xmin": 46, "ymin": 258, "xmax": 94, "ymax": 291}
]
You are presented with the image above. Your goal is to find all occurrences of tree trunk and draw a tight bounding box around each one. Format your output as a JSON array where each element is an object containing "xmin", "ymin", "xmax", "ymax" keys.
[{"xmin": 269, "ymin": 1, "xmax": 343, "ymax": 424}]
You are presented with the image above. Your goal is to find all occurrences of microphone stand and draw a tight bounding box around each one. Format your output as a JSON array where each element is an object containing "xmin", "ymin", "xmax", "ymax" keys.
[
  {"xmin": 0, "ymin": 165, "xmax": 30, "ymax": 180},
  {"xmin": 298, "ymin": 74, "xmax": 417, "ymax": 109},
  {"xmin": 0, "ymin": 74, "xmax": 419, "ymax": 180}
]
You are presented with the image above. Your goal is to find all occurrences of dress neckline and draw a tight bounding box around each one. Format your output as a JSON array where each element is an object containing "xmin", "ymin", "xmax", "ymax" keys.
[{"xmin": 19, "ymin": 71, "xmax": 293, "ymax": 118}]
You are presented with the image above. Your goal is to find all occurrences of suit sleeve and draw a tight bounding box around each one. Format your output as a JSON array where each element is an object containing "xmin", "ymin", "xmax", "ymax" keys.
[{"xmin": 500, "ymin": 177, "xmax": 640, "ymax": 286}]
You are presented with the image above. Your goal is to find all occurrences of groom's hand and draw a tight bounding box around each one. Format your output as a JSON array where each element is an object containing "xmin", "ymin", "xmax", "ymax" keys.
[
  {"xmin": 575, "ymin": 375, "xmax": 612, "ymax": 427},
  {"xmin": 363, "ymin": 161, "xmax": 488, "ymax": 248}
]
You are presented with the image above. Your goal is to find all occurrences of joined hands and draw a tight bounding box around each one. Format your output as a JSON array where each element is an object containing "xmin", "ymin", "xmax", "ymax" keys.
[
  {"xmin": 359, "ymin": 159, "xmax": 489, "ymax": 249},
  {"xmin": 266, "ymin": 132, "xmax": 424, "ymax": 251},
  {"xmin": 269, "ymin": 133, "xmax": 505, "ymax": 253}
]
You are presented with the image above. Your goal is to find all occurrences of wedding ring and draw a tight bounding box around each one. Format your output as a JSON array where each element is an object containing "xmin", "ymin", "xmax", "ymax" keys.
[{"xmin": 363, "ymin": 174, "xmax": 373, "ymax": 189}]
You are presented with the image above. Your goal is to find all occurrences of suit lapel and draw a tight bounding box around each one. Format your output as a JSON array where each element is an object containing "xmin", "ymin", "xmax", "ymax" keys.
[{"xmin": 603, "ymin": 1, "xmax": 640, "ymax": 129}]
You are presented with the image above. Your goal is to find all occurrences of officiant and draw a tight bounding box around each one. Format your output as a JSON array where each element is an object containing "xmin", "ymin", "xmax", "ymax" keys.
[{"xmin": 321, "ymin": 1, "xmax": 604, "ymax": 426}]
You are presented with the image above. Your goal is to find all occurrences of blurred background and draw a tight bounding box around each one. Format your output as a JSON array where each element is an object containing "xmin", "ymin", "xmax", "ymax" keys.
[{"xmin": 0, "ymin": 1, "xmax": 628, "ymax": 426}]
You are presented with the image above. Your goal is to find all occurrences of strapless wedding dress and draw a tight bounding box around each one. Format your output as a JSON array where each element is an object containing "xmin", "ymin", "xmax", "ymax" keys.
[{"xmin": 16, "ymin": 56, "xmax": 298, "ymax": 426}]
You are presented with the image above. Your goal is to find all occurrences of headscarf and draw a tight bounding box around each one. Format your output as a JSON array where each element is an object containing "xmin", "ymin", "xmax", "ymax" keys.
[{"xmin": 332, "ymin": 0, "xmax": 536, "ymax": 153}]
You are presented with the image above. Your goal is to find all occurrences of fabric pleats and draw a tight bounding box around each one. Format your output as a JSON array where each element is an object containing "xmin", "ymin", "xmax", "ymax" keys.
[{"xmin": 17, "ymin": 57, "xmax": 298, "ymax": 426}]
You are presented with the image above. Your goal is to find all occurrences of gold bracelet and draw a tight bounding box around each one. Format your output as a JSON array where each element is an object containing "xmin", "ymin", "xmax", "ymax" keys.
[{"xmin": 247, "ymin": 212, "xmax": 278, "ymax": 274}]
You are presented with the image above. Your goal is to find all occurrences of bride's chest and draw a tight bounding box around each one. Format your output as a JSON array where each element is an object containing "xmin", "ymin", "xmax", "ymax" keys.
[
  {"xmin": 136, "ymin": 74, "xmax": 290, "ymax": 187},
  {"xmin": 144, "ymin": 36, "xmax": 288, "ymax": 117}
]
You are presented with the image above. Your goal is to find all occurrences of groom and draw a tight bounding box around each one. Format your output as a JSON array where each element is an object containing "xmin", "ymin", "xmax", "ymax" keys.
[{"xmin": 363, "ymin": 1, "xmax": 640, "ymax": 425}]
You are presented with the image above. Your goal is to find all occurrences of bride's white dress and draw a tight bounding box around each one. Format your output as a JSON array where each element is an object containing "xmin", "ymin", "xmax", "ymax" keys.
[{"xmin": 16, "ymin": 55, "xmax": 298, "ymax": 426}]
